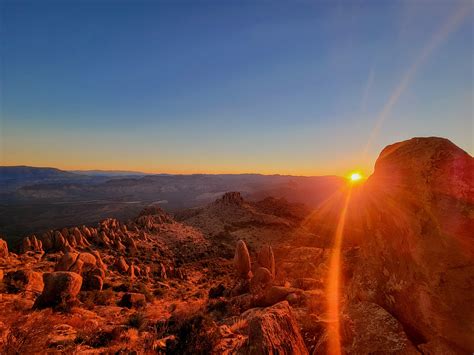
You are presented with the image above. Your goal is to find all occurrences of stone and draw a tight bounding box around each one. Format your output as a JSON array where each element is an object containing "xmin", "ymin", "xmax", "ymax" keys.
[
  {"xmin": 34, "ymin": 271, "xmax": 83, "ymax": 309},
  {"xmin": 55, "ymin": 252, "xmax": 99, "ymax": 274},
  {"xmin": 55, "ymin": 252, "xmax": 79, "ymax": 272},
  {"xmin": 83, "ymin": 275, "xmax": 103, "ymax": 291},
  {"xmin": 119, "ymin": 292, "xmax": 146, "ymax": 308},
  {"xmin": 250, "ymin": 267, "xmax": 273, "ymax": 294},
  {"xmin": 115, "ymin": 256, "xmax": 129, "ymax": 273},
  {"xmin": 346, "ymin": 137, "xmax": 474, "ymax": 352},
  {"xmin": 257, "ymin": 286, "xmax": 301, "ymax": 307},
  {"xmin": 0, "ymin": 239, "xmax": 8, "ymax": 258},
  {"xmin": 234, "ymin": 240, "xmax": 251, "ymax": 279},
  {"xmin": 256, "ymin": 245, "xmax": 275, "ymax": 278},
  {"xmin": 240, "ymin": 301, "xmax": 308, "ymax": 354}
]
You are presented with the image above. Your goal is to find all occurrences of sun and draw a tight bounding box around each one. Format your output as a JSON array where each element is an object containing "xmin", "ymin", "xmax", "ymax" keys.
[{"xmin": 349, "ymin": 172, "xmax": 363, "ymax": 182}]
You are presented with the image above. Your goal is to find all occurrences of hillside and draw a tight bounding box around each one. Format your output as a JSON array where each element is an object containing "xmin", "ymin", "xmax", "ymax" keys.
[{"xmin": 0, "ymin": 137, "xmax": 472, "ymax": 353}]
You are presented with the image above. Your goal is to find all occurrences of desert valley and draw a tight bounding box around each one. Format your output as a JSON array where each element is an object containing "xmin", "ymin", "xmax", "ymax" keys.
[{"xmin": 0, "ymin": 137, "xmax": 472, "ymax": 354}]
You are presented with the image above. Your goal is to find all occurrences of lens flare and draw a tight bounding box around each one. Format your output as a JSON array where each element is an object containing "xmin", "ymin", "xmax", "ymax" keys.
[
  {"xmin": 350, "ymin": 172, "xmax": 362, "ymax": 182},
  {"xmin": 326, "ymin": 188, "xmax": 353, "ymax": 355}
]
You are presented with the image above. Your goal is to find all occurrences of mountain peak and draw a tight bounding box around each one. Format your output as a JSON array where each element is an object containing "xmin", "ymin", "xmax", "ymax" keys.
[{"xmin": 215, "ymin": 192, "xmax": 245, "ymax": 206}]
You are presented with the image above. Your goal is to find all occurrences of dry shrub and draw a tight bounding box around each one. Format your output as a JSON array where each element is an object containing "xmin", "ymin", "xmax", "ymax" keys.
[
  {"xmin": 136, "ymin": 283, "xmax": 154, "ymax": 302},
  {"xmin": 229, "ymin": 317, "xmax": 248, "ymax": 334},
  {"xmin": 76, "ymin": 329, "xmax": 117, "ymax": 349},
  {"xmin": 1, "ymin": 310, "xmax": 52, "ymax": 354},
  {"xmin": 80, "ymin": 289, "xmax": 115, "ymax": 308},
  {"xmin": 127, "ymin": 312, "xmax": 148, "ymax": 330},
  {"xmin": 165, "ymin": 309, "xmax": 219, "ymax": 354}
]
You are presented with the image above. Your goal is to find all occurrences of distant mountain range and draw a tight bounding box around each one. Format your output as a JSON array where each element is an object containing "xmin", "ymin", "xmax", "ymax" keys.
[
  {"xmin": 69, "ymin": 169, "xmax": 150, "ymax": 177},
  {"xmin": 0, "ymin": 165, "xmax": 345, "ymax": 243}
]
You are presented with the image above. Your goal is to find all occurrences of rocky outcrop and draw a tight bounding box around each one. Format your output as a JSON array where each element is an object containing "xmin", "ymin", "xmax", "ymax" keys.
[
  {"xmin": 347, "ymin": 137, "xmax": 474, "ymax": 352},
  {"xmin": 234, "ymin": 240, "xmax": 251, "ymax": 279},
  {"xmin": 136, "ymin": 206, "xmax": 173, "ymax": 229},
  {"xmin": 239, "ymin": 301, "xmax": 308, "ymax": 354},
  {"xmin": 55, "ymin": 251, "xmax": 102, "ymax": 275},
  {"xmin": 34, "ymin": 271, "xmax": 83, "ymax": 309},
  {"xmin": 21, "ymin": 235, "xmax": 43, "ymax": 253},
  {"xmin": 216, "ymin": 192, "xmax": 244, "ymax": 206}
]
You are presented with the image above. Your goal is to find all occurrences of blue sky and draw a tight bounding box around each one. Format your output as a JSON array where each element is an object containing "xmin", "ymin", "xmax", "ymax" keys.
[{"xmin": 1, "ymin": 0, "xmax": 472, "ymax": 175}]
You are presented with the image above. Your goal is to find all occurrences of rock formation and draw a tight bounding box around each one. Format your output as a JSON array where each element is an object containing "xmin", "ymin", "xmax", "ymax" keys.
[
  {"xmin": 34, "ymin": 271, "xmax": 83, "ymax": 309},
  {"xmin": 239, "ymin": 301, "xmax": 308, "ymax": 354},
  {"xmin": 0, "ymin": 238, "xmax": 8, "ymax": 258},
  {"xmin": 347, "ymin": 137, "xmax": 474, "ymax": 352},
  {"xmin": 234, "ymin": 240, "xmax": 251, "ymax": 279},
  {"xmin": 21, "ymin": 235, "xmax": 43, "ymax": 253},
  {"xmin": 256, "ymin": 244, "xmax": 275, "ymax": 278},
  {"xmin": 216, "ymin": 191, "xmax": 245, "ymax": 206}
]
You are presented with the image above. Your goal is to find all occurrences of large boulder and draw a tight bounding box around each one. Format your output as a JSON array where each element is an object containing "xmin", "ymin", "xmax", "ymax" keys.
[
  {"xmin": 55, "ymin": 252, "xmax": 100, "ymax": 274},
  {"xmin": 234, "ymin": 240, "xmax": 251, "ymax": 279},
  {"xmin": 346, "ymin": 302, "xmax": 418, "ymax": 354},
  {"xmin": 34, "ymin": 272, "xmax": 83, "ymax": 309},
  {"xmin": 239, "ymin": 301, "xmax": 308, "ymax": 354},
  {"xmin": 345, "ymin": 137, "xmax": 474, "ymax": 352}
]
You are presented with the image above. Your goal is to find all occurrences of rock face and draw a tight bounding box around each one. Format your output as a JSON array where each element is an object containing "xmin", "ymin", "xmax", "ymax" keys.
[
  {"xmin": 34, "ymin": 272, "xmax": 83, "ymax": 309},
  {"xmin": 348, "ymin": 137, "xmax": 474, "ymax": 352},
  {"xmin": 346, "ymin": 302, "xmax": 419, "ymax": 354},
  {"xmin": 234, "ymin": 240, "xmax": 251, "ymax": 279},
  {"xmin": 240, "ymin": 301, "xmax": 308, "ymax": 354}
]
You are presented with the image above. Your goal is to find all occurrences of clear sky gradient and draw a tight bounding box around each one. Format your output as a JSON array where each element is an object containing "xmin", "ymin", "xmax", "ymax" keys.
[{"xmin": 1, "ymin": 0, "xmax": 472, "ymax": 176}]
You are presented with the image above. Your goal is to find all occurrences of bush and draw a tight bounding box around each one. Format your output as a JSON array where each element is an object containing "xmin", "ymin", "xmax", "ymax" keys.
[
  {"xmin": 80, "ymin": 289, "xmax": 115, "ymax": 309},
  {"xmin": 166, "ymin": 311, "xmax": 219, "ymax": 354},
  {"xmin": 127, "ymin": 312, "xmax": 148, "ymax": 330}
]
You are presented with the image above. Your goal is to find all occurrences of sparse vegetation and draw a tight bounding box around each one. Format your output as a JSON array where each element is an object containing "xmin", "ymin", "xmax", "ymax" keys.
[{"xmin": 127, "ymin": 312, "xmax": 148, "ymax": 330}]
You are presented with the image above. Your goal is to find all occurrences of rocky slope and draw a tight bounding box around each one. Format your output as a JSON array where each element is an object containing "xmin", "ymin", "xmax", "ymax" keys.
[{"xmin": 0, "ymin": 136, "xmax": 471, "ymax": 354}]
